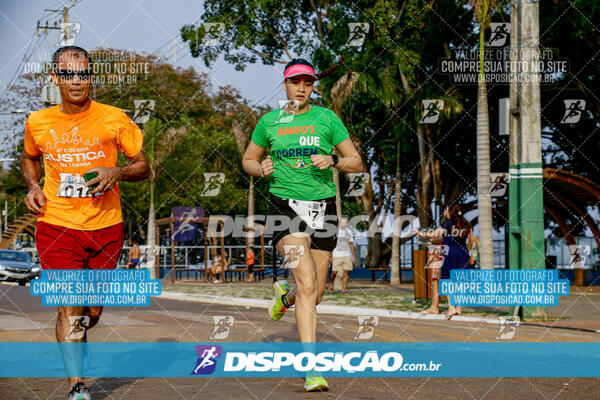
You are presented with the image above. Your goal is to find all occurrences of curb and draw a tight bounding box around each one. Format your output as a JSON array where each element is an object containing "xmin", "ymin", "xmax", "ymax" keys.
[
  {"xmin": 159, "ymin": 291, "xmax": 502, "ymax": 325},
  {"xmin": 160, "ymin": 291, "xmax": 270, "ymax": 309}
]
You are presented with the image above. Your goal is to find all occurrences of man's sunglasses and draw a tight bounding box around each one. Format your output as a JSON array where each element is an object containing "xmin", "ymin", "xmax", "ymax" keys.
[{"xmin": 56, "ymin": 69, "xmax": 92, "ymax": 80}]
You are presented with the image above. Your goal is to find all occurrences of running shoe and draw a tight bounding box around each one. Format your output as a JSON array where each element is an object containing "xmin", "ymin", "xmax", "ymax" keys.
[
  {"xmin": 269, "ymin": 280, "xmax": 290, "ymax": 321},
  {"xmin": 68, "ymin": 382, "xmax": 91, "ymax": 400},
  {"xmin": 304, "ymin": 376, "xmax": 329, "ymax": 392}
]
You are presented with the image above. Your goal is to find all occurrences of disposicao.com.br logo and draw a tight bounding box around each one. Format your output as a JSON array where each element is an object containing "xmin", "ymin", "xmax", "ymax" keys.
[{"xmin": 189, "ymin": 345, "xmax": 442, "ymax": 377}]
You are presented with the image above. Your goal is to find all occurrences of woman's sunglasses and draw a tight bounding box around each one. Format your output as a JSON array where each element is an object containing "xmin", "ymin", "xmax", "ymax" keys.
[{"xmin": 55, "ymin": 69, "xmax": 92, "ymax": 80}]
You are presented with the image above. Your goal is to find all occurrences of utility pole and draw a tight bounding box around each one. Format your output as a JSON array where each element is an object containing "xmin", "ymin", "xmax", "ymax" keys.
[
  {"xmin": 508, "ymin": 0, "xmax": 547, "ymax": 320},
  {"xmin": 3, "ymin": 201, "xmax": 7, "ymax": 232},
  {"xmin": 38, "ymin": 6, "xmax": 71, "ymax": 41},
  {"xmin": 38, "ymin": 4, "xmax": 77, "ymax": 105},
  {"xmin": 391, "ymin": 137, "xmax": 402, "ymax": 285}
]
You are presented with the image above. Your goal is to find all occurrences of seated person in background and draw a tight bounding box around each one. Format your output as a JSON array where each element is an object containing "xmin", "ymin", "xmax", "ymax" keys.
[
  {"xmin": 221, "ymin": 251, "xmax": 231, "ymax": 273},
  {"xmin": 209, "ymin": 252, "xmax": 231, "ymax": 283},
  {"xmin": 209, "ymin": 255, "xmax": 223, "ymax": 283}
]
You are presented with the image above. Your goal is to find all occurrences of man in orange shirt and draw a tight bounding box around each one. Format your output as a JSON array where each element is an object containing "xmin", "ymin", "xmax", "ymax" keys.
[{"xmin": 21, "ymin": 46, "xmax": 149, "ymax": 400}]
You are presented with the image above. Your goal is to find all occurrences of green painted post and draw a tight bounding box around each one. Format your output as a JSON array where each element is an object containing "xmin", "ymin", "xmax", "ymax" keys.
[{"xmin": 508, "ymin": 0, "xmax": 547, "ymax": 320}]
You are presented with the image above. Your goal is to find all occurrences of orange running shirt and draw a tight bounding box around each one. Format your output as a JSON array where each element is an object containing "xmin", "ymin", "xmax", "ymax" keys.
[
  {"xmin": 24, "ymin": 100, "xmax": 143, "ymax": 231},
  {"xmin": 247, "ymin": 252, "xmax": 255, "ymax": 266}
]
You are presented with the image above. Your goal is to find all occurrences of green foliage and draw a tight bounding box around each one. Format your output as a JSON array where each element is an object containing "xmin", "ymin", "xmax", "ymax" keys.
[{"xmin": 182, "ymin": 0, "xmax": 480, "ymax": 219}]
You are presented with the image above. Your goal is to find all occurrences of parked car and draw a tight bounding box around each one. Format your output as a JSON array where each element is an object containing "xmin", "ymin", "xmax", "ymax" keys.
[{"xmin": 0, "ymin": 250, "xmax": 40, "ymax": 285}]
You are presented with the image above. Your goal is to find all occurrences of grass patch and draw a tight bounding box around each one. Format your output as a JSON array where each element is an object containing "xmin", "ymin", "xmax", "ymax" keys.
[{"xmin": 162, "ymin": 284, "xmax": 509, "ymax": 318}]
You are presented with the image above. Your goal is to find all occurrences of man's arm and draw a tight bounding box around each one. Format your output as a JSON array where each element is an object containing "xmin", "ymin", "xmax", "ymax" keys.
[
  {"xmin": 21, "ymin": 152, "xmax": 45, "ymax": 214},
  {"xmin": 350, "ymin": 241, "xmax": 357, "ymax": 264},
  {"xmin": 86, "ymin": 151, "xmax": 150, "ymax": 195}
]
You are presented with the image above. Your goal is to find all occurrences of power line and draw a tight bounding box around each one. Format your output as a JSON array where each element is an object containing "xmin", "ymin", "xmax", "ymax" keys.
[
  {"xmin": 94, "ymin": 37, "xmax": 190, "ymax": 102},
  {"xmin": 0, "ymin": 0, "xmax": 78, "ymax": 105},
  {"xmin": 0, "ymin": 33, "xmax": 45, "ymax": 106}
]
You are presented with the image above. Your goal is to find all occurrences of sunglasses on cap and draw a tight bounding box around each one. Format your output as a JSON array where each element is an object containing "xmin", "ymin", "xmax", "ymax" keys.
[{"xmin": 56, "ymin": 69, "xmax": 92, "ymax": 80}]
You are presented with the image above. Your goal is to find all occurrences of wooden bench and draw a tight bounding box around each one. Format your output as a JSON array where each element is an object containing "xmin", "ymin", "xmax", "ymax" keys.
[
  {"xmin": 223, "ymin": 266, "xmax": 267, "ymax": 282},
  {"xmin": 253, "ymin": 266, "xmax": 265, "ymax": 281},
  {"xmin": 174, "ymin": 268, "xmax": 205, "ymax": 281},
  {"xmin": 224, "ymin": 267, "xmax": 247, "ymax": 282}
]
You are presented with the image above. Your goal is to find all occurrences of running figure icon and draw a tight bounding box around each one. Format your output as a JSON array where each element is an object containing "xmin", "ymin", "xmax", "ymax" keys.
[{"xmin": 193, "ymin": 346, "xmax": 218, "ymax": 373}]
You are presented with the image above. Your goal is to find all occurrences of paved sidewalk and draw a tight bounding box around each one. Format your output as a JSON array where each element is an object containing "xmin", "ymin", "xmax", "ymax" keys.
[
  {"xmin": 161, "ymin": 279, "xmax": 600, "ymax": 331},
  {"xmin": 2, "ymin": 282, "xmax": 599, "ymax": 399}
]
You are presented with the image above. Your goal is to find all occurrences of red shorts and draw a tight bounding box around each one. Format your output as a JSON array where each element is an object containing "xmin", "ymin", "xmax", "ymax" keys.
[{"xmin": 35, "ymin": 221, "xmax": 124, "ymax": 269}]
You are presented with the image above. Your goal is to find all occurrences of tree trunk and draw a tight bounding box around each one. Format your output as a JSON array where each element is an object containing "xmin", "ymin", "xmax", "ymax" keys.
[
  {"xmin": 366, "ymin": 233, "xmax": 389, "ymax": 267},
  {"xmin": 329, "ymin": 72, "xmax": 359, "ymax": 219},
  {"xmin": 136, "ymin": 215, "xmax": 146, "ymax": 241},
  {"xmin": 247, "ymin": 175, "xmax": 255, "ymax": 247},
  {"xmin": 429, "ymin": 126, "xmax": 443, "ymax": 205},
  {"xmin": 333, "ymin": 164, "xmax": 342, "ymax": 218},
  {"xmin": 390, "ymin": 141, "xmax": 402, "ymax": 284},
  {"xmin": 416, "ymin": 124, "xmax": 432, "ymax": 230},
  {"xmin": 477, "ymin": 27, "xmax": 495, "ymax": 269},
  {"xmin": 146, "ymin": 185, "xmax": 157, "ymax": 278}
]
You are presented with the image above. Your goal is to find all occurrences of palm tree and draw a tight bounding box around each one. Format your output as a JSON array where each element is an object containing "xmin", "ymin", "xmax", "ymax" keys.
[
  {"xmin": 330, "ymin": 71, "xmax": 361, "ymax": 217},
  {"xmin": 471, "ymin": 0, "xmax": 497, "ymax": 269},
  {"xmin": 391, "ymin": 134, "xmax": 403, "ymax": 284}
]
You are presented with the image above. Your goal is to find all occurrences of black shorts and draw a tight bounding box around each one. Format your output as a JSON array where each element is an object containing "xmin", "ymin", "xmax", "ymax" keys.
[
  {"xmin": 247, "ymin": 263, "xmax": 254, "ymax": 273},
  {"xmin": 268, "ymin": 194, "xmax": 338, "ymax": 251}
]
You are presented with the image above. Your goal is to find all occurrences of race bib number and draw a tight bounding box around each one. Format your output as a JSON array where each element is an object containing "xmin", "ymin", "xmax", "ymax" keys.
[
  {"xmin": 56, "ymin": 173, "xmax": 102, "ymax": 198},
  {"xmin": 288, "ymin": 199, "xmax": 326, "ymax": 229}
]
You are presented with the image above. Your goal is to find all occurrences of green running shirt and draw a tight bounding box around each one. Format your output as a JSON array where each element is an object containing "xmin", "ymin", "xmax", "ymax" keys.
[{"xmin": 251, "ymin": 105, "xmax": 350, "ymax": 201}]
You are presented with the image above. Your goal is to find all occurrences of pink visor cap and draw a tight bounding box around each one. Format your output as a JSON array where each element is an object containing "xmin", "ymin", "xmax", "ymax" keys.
[{"xmin": 283, "ymin": 64, "xmax": 318, "ymax": 80}]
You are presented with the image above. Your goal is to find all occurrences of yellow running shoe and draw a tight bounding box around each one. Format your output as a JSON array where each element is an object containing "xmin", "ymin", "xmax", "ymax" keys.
[
  {"xmin": 304, "ymin": 376, "xmax": 329, "ymax": 392},
  {"xmin": 269, "ymin": 280, "xmax": 290, "ymax": 321}
]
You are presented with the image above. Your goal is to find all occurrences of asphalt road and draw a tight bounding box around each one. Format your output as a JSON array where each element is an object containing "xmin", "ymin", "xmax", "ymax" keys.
[{"xmin": 1, "ymin": 284, "xmax": 599, "ymax": 399}]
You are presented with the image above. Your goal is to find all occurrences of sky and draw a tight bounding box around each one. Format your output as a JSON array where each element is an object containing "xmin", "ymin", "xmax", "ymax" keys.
[{"xmin": 0, "ymin": 0, "xmax": 285, "ymax": 111}]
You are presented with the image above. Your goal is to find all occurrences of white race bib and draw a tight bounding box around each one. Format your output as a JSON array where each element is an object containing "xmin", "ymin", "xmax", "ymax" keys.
[
  {"xmin": 56, "ymin": 173, "xmax": 102, "ymax": 198},
  {"xmin": 288, "ymin": 199, "xmax": 326, "ymax": 229}
]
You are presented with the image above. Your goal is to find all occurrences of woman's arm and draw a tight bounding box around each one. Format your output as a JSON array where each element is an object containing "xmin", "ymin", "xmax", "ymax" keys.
[
  {"xmin": 416, "ymin": 226, "xmax": 447, "ymax": 239},
  {"xmin": 467, "ymin": 229, "xmax": 473, "ymax": 251},
  {"xmin": 310, "ymin": 138, "xmax": 363, "ymax": 172},
  {"xmin": 242, "ymin": 141, "xmax": 272, "ymax": 177},
  {"xmin": 334, "ymin": 138, "xmax": 362, "ymax": 173}
]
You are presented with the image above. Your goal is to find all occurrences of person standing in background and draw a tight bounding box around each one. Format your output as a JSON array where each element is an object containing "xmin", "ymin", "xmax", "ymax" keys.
[
  {"xmin": 328, "ymin": 217, "xmax": 356, "ymax": 294},
  {"xmin": 246, "ymin": 247, "xmax": 256, "ymax": 282},
  {"xmin": 127, "ymin": 240, "xmax": 141, "ymax": 269},
  {"xmin": 415, "ymin": 205, "xmax": 472, "ymax": 319}
]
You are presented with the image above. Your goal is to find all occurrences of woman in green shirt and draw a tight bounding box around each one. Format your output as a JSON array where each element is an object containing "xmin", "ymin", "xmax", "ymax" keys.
[{"xmin": 242, "ymin": 58, "xmax": 362, "ymax": 392}]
